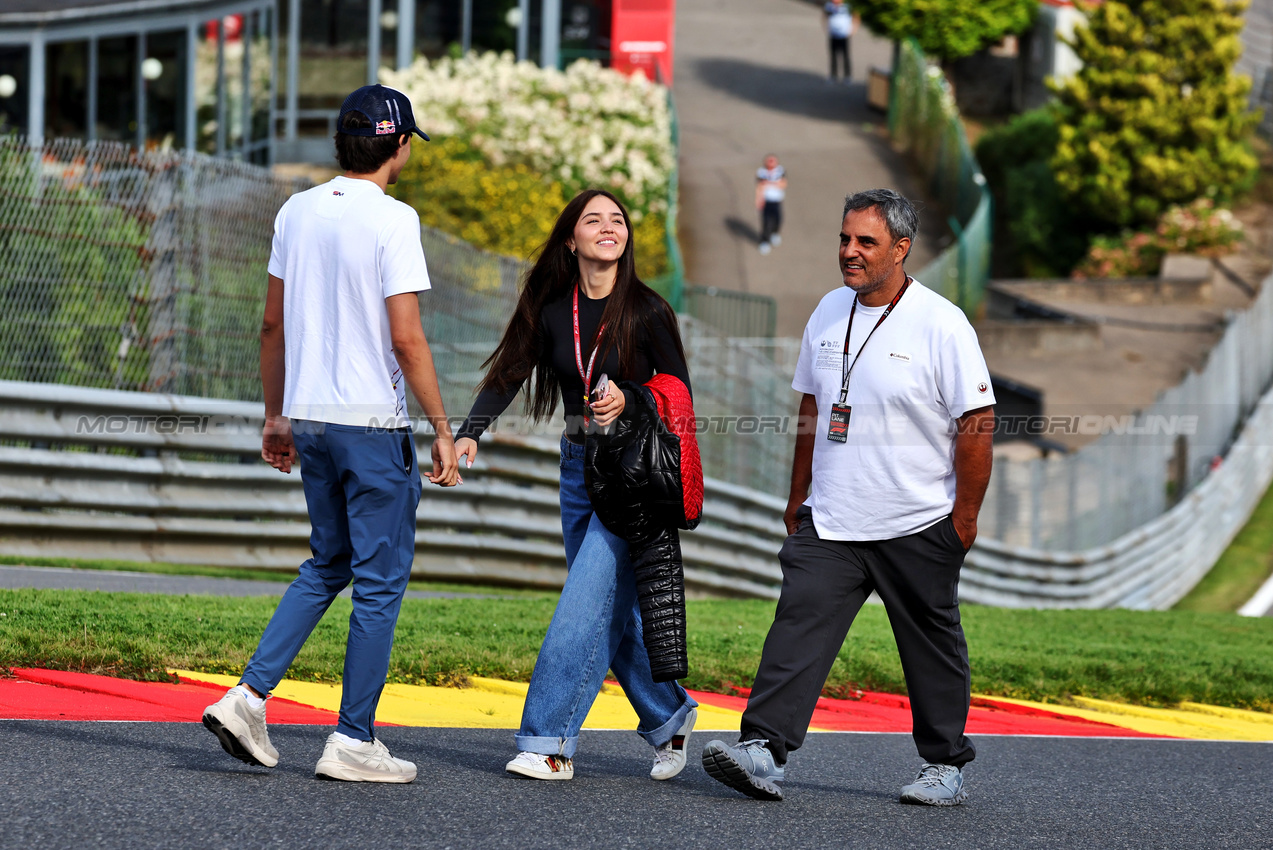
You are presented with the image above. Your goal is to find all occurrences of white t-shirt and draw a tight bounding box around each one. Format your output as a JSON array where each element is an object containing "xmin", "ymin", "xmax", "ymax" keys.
[
  {"xmin": 826, "ymin": 2, "xmax": 853, "ymax": 38},
  {"xmin": 757, "ymin": 165, "xmax": 786, "ymax": 203},
  {"xmin": 267, "ymin": 175, "xmax": 431, "ymax": 429},
  {"xmin": 791, "ymin": 280, "xmax": 995, "ymax": 541}
]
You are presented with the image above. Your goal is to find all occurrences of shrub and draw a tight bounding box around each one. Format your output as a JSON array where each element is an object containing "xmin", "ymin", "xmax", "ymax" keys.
[
  {"xmin": 382, "ymin": 52, "xmax": 674, "ymax": 223},
  {"xmin": 855, "ymin": 0, "xmax": 1037, "ymax": 63},
  {"xmin": 1071, "ymin": 198, "xmax": 1245, "ymax": 278},
  {"xmin": 975, "ymin": 107, "xmax": 1090, "ymax": 276},
  {"xmin": 1156, "ymin": 198, "xmax": 1244, "ymax": 256},
  {"xmin": 1073, "ymin": 231, "xmax": 1163, "ymax": 278},
  {"xmin": 393, "ymin": 135, "xmax": 668, "ymax": 281},
  {"xmin": 1051, "ymin": 0, "xmax": 1259, "ymax": 229}
]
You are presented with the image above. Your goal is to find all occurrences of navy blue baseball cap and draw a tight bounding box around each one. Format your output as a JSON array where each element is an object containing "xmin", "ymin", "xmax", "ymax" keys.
[{"xmin": 337, "ymin": 84, "xmax": 430, "ymax": 141}]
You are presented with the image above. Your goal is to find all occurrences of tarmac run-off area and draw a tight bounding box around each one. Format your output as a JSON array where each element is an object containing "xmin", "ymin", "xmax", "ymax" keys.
[{"xmin": 4, "ymin": 668, "xmax": 1272, "ymax": 849}]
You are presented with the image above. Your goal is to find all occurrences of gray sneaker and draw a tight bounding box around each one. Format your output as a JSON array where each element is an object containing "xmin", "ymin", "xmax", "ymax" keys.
[
  {"xmin": 314, "ymin": 734, "xmax": 417, "ymax": 783},
  {"xmin": 701, "ymin": 738, "xmax": 785, "ymax": 801},
  {"xmin": 899, "ymin": 763, "xmax": 968, "ymax": 806},
  {"xmin": 202, "ymin": 686, "xmax": 278, "ymax": 768}
]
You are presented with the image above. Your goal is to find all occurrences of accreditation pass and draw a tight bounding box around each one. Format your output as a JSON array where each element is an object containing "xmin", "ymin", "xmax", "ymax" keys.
[{"xmin": 827, "ymin": 402, "xmax": 851, "ymax": 442}]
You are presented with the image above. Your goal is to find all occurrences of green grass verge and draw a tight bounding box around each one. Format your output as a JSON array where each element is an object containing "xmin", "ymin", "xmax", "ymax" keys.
[
  {"xmin": 1174, "ymin": 478, "xmax": 1273, "ymax": 613},
  {"xmin": 3, "ymin": 588, "xmax": 1271, "ymax": 711}
]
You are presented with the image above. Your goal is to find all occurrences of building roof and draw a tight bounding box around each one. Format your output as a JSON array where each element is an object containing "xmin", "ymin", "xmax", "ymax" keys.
[{"xmin": 0, "ymin": 0, "xmax": 245, "ymax": 27}]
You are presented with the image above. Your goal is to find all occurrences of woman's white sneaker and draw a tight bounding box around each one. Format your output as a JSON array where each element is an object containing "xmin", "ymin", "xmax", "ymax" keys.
[
  {"xmin": 505, "ymin": 751, "xmax": 574, "ymax": 780},
  {"xmin": 314, "ymin": 733, "xmax": 417, "ymax": 783},
  {"xmin": 651, "ymin": 707, "xmax": 698, "ymax": 780}
]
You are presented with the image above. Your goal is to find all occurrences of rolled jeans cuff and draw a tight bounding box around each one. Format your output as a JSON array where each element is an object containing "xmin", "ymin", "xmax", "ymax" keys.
[
  {"xmin": 514, "ymin": 733, "xmax": 579, "ymax": 759},
  {"xmin": 638, "ymin": 696, "xmax": 699, "ymax": 748}
]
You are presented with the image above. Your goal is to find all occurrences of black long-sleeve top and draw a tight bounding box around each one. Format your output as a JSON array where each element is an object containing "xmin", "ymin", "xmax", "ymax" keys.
[{"xmin": 457, "ymin": 285, "xmax": 692, "ymax": 445}]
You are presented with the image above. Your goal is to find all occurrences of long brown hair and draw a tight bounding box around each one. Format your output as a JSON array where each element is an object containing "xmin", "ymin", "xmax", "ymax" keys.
[{"xmin": 477, "ymin": 189, "xmax": 685, "ymax": 421}]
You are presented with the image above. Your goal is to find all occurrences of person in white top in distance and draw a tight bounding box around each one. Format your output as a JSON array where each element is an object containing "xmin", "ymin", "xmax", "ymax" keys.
[
  {"xmin": 824, "ymin": 1, "xmax": 858, "ymax": 83},
  {"xmin": 755, "ymin": 154, "xmax": 787, "ymax": 254}
]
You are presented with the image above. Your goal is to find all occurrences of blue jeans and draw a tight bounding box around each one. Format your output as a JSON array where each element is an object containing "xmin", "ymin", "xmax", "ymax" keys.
[
  {"xmin": 514, "ymin": 436, "xmax": 697, "ymax": 758},
  {"xmin": 242, "ymin": 422, "xmax": 422, "ymax": 742}
]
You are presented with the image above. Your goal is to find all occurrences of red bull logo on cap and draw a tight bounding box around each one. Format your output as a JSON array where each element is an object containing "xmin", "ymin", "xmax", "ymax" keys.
[{"xmin": 375, "ymin": 120, "xmax": 396, "ymax": 135}]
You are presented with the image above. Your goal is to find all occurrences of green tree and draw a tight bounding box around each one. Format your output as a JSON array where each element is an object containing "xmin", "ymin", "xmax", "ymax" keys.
[
  {"xmin": 1052, "ymin": 0, "xmax": 1259, "ymax": 228},
  {"xmin": 854, "ymin": 0, "xmax": 1037, "ymax": 63}
]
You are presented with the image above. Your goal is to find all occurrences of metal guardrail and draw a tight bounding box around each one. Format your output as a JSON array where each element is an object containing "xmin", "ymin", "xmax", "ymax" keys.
[
  {"xmin": 682, "ymin": 286, "xmax": 778, "ymax": 339},
  {"xmin": 0, "ymin": 380, "xmax": 786, "ymax": 598},
  {"xmin": 964, "ymin": 381, "xmax": 1273, "ymax": 609},
  {"xmin": 3, "ymin": 375, "xmax": 1272, "ymax": 608}
]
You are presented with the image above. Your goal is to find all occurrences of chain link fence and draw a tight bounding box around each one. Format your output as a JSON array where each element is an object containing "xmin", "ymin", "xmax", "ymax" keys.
[
  {"xmin": 888, "ymin": 38, "xmax": 992, "ymax": 318},
  {"xmin": 0, "ymin": 136, "xmax": 796, "ymax": 488},
  {"xmin": 0, "ymin": 137, "xmax": 308, "ymax": 400},
  {"xmin": 983, "ymin": 274, "xmax": 1273, "ymax": 551},
  {"xmin": 682, "ymin": 286, "xmax": 778, "ymax": 338},
  {"xmin": 9, "ymin": 136, "xmax": 1273, "ymax": 559},
  {"xmin": 414, "ymin": 227, "xmax": 799, "ymax": 488}
]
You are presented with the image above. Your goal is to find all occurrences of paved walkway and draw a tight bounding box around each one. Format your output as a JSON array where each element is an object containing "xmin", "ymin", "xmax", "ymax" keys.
[
  {"xmin": 8, "ymin": 724, "xmax": 1268, "ymax": 850},
  {"xmin": 674, "ymin": 0, "xmax": 942, "ymax": 336}
]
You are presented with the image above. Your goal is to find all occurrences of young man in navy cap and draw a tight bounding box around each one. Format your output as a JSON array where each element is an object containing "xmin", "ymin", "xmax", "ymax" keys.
[{"xmin": 202, "ymin": 85, "xmax": 459, "ymax": 783}]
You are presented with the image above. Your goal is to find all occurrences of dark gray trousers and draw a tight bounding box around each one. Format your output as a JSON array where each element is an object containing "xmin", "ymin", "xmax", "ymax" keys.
[{"xmin": 740, "ymin": 506, "xmax": 976, "ymax": 767}]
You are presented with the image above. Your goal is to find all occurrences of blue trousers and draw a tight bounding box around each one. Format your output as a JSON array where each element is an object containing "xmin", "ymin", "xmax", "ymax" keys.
[
  {"xmin": 242, "ymin": 422, "xmax": 422, "ymax": 741},
  {"xmin": 514, "ymin": 437, "xmax": 696, "ymax": 758}
]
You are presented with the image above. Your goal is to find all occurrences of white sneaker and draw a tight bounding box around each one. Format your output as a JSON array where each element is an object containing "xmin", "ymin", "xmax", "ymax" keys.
[
  {"xmin": 769, "ymin": 234, "xmax": 782, "ymax": 247},
  {"xmin": 202, "ymin": 686, "xmax": 278, "ymax": 768},
  {"xmin": 314, "ymin": 733, "xmax": 417, "ymax": 783},
  {"xmin": 505, "ymin": 751, "xmax": 574, "ymax": 780},
  {"xmin": 651, "ymin": 707, "xmax": 697, "ymax": 780},
  {"xmin": 759, "ymin": 241, "xmax": 772, "ymax": 255}
]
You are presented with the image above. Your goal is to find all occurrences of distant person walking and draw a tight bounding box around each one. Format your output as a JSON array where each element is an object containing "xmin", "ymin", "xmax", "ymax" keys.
[
  {"xmin": 201, "ymin": 84, "xmax": 459, "ymax": 784},
  {"xmin": 702, "ymin": 189, "xmax": 995, "ymax": 807},
  {"xmin": 756, "ymin": 154, "xmax": 787, "ymax": 255},
  {"xmin": 824, "ymin": 0, "xmax": 857, "ymax": 83}
]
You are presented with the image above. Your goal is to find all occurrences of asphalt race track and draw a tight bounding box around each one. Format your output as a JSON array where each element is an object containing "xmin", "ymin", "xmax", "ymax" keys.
[{"xmin": 3, "ymin": 723, "xmax": 1266, "ymax": 849}]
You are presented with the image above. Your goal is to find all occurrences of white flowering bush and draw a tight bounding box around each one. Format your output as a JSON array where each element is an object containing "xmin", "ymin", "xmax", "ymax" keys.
[
  {"xmin": 381, "ymin": 51, "xmax": 674, "ymax": 221},
  {"xmin": 1072, "ymin": 199, "xmax": 1245, "ymax": 279}
]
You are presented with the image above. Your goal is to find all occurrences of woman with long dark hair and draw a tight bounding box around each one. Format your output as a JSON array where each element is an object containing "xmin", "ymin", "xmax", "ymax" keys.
[{"xmin": 454, "ymin": 190, "xmax": 698, "ymax": 782}]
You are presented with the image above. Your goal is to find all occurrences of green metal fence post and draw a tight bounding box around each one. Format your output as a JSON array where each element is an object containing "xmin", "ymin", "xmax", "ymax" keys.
[{"xmin": 886, "ymin": 38, "xmax": 991, "ymax": 321}]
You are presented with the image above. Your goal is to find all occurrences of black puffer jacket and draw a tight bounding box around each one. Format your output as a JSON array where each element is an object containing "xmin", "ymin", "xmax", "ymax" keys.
[{"xmin": 585, "ymin": 381, "xmax": 694, "ymax": 683}]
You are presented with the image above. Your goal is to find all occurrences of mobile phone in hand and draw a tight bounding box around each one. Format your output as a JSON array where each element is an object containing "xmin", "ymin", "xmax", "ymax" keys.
[{"xmin": 591, "ymin": 373, "xmax": 609, "ymax": 405}]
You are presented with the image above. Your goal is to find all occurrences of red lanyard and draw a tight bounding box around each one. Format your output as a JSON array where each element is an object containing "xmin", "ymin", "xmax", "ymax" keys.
[
  {"xmin": 572, "ymin": 284, "xmax": 606, "ymax": 405},
  {"xmin": 839, "ymin": 278, "xmax": 910, "ymax": 404}
]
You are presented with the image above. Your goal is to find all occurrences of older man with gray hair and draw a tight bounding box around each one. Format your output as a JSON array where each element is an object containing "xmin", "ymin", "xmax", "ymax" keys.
[{"xmin": 702, "ymin": 189, "xmax": 995, "ymax": 806}]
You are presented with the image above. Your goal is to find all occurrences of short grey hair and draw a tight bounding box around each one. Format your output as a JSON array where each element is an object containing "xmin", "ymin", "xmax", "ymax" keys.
[{"xmin": 842, "ymin": 189, "xmax": 918, "ymax": 259}]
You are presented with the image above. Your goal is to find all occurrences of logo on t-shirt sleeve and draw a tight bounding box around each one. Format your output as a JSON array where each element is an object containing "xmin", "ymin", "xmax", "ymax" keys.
[{"xmin": 977, "ymin": 381, "xmax": 989, "ymax": 393}]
